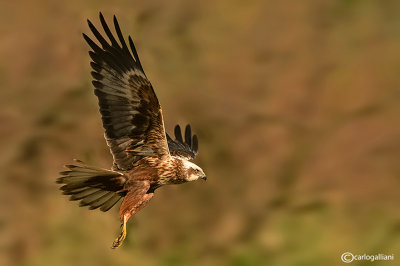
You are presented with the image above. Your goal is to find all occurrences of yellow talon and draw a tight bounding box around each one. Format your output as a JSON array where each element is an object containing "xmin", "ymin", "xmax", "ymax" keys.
[{"xmin": 111, "ymin": 216, "xmax": 127, "ymax": 249}]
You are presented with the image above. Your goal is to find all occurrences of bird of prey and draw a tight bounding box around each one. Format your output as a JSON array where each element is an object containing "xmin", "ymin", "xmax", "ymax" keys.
[{"xmin": 57, "ymin": 13, "xmax": 206, "ymax": 249}]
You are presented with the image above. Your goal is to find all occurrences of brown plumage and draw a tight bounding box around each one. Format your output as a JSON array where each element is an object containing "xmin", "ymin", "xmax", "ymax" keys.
[{"xmin": 57, "ymin": 13, "xmax": 206, "ymax": 249}]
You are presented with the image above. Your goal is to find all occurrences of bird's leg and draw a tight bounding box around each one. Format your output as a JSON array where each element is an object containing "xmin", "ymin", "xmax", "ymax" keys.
[{"xmin": 111, "ymin": 215, "xmax": 127, "ymax": 249}]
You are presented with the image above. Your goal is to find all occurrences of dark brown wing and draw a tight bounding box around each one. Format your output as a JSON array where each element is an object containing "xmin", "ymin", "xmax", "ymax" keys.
[
  {"xmin": 83, "ymin": 13, "xmax": 169, "ymax": 170},
  {"xmin": 167, "ymin": 124, "xmax": 198, "ymax": 159}
]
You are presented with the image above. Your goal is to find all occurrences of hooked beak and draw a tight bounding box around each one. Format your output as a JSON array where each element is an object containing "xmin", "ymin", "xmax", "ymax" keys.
[{"xmin": 201, "ymin": 175, "xmax": 207, "ymax": 181}]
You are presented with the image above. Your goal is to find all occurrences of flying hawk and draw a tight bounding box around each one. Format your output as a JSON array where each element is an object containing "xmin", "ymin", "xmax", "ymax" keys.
[{"xmin": 57, "ymin": 13, "xmax": 206, "ymax": 249}]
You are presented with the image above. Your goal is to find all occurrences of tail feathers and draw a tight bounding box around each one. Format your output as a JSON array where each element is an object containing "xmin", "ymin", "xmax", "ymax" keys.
[{"xmin": 57, "ymin": 160, "xmax": 127, "ymax": 212}]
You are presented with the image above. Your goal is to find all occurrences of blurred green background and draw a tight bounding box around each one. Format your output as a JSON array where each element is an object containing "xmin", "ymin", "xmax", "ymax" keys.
[{"xmin": 1, "ymin": 0, "xmax": 400, "ymax": 265}]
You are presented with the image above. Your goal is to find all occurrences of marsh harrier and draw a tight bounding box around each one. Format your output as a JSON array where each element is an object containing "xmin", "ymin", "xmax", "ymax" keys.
[{"xmin": 57, "ymin": 13, "xmax": 206, "ymax": 249}]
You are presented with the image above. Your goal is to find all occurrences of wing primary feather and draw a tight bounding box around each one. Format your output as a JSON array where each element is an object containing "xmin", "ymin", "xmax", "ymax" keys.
[
  {"xmin": 99, "ymin": 12, "xmax": 120, "ymax": 48},
  {"xmin": 128, "ymin": 36, "xmax": 146, "ymax": 75},
  {"xmin": 82, "ymin": 33, "xmax": 102, "ymax": 53},
  {"xmin": 89, "ymin": 51, "xmax": 100, "ymax": 63},
  {"xmin": 89, "ymin": 51, "xmax": 125, "ymax": 76},
  {"xmin": 92, "ymin": 80, "xmax": 104, "ymax": 89},
  {"xmin": 174, "ymin": 125, "xmax": 183, "ymax": 143},
  {"xmin": 193, "ymin": 134, "xmax": 198, "ymax": 153},
  {"xmin": 91, "ymin": 71, "xmax": 103, "ymax": 80},
  {"xmin": 185, "ymin": 124, "xmax": 192, "ymax": 147},
  {"xmin": 87, "ymin": 19, "xmax": 110, "ymax": 49},
  {"xmin": 90, "ymin": 61, "xmax": 102, "ymax": 72},
  {"xmin": 102, "ymin": 50, "xmax": 128, "ymax": 74},
  {"xmin": 113, "ymin": 15, "xmax": 131, "ymax": 56}
]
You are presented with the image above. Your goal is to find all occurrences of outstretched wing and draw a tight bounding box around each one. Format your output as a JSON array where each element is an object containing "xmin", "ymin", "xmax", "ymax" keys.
[
  {"xmin": 83, "ymin": 13, "xmax": 169, "ymax": 170},
  {"xmin": 167, "ymin": 124, "xmax": 198, "ymax": 159}
]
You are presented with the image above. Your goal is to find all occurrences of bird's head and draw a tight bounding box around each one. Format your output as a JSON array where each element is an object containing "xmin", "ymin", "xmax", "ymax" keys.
[{"xmin": 182, "ymin": 160, "xmax": 207, "ymax": 182}]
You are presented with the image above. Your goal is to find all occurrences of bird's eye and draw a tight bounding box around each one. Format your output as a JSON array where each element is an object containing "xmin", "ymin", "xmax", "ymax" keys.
[{"xmin": 194, "ymin": 169, "xmax": 200, "ymax": 174}]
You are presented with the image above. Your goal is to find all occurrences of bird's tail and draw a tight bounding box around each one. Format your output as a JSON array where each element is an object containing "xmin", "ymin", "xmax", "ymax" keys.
[{"xmin": 57, "ymin": 160, "xmax": 127, "ymax": 212}]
